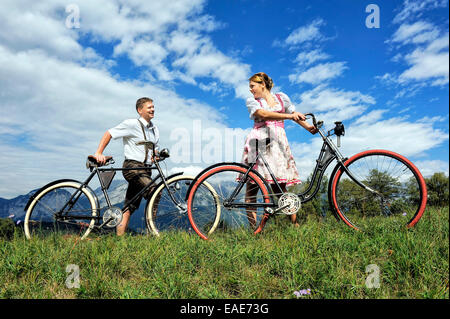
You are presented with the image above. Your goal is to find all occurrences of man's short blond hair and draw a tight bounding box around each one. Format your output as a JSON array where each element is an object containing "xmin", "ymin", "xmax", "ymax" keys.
[{"xmin": 136, "ymin": 97, "xmax": 153, "ymax": 112}]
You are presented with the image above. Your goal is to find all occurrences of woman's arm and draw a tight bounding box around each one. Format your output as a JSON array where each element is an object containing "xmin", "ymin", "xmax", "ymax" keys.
[
  {"xmin": 254, "ymin": 109, "xmax": 306, "ymax": 121},
  {"xmin": 293, "ymin": 119, "xmax": 318, "ymax": 134}
]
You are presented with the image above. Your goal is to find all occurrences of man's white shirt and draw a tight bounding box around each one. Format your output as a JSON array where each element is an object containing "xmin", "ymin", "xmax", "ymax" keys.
[{"xmin": 108, "ymin": 117, "xmax": 159, "ymax": 164}]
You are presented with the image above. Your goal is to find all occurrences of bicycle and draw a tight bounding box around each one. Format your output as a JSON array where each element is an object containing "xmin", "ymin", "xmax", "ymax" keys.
[
  {"xmin": 186, "ymin": 113, "xmax": 428, "ymax": 240},
  {"xmin": 24, "ymin": 141, "xmax": 220, "ymax": 240}
]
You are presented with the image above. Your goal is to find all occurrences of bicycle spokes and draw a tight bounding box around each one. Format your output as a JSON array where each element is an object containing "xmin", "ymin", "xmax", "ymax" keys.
[
  {"xmin": 188, "ymin": 166, "xmax": 271, "ymax": 239},
  {"xmin": 25, "ymin": 182, "xmax": 97, "ymax": 239},
  {"xmin": 331, "ymin": 151, "xmax": 426, "ymax": 232}
]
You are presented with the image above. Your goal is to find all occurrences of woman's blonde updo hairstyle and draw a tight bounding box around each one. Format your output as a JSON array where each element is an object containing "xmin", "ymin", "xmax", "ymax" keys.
[{"xmin": 249, "ymin": 72, "xmax": 274, "ymax": 91}]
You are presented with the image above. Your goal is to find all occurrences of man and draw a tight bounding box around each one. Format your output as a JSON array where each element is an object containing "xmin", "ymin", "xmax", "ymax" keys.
[{"xmin": 94, "ymin": 97, "xmax": 159, "ymax": 236}]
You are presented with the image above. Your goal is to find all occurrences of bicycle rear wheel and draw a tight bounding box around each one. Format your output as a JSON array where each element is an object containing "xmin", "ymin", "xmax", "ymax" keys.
[
  {"xmin": 187, "ymin": 164, "xmax": 273, "ymax": 240},
  {"xmin": 24, "ymin": 181, "xmax": 97, "ymax": 240},
  {"xmin": 330, "ymin": 150, "xmax": 427, "ymax": 232},
  {"xmin": 146, "ymin": 175, "xmax": 220, "ymax": 236}
]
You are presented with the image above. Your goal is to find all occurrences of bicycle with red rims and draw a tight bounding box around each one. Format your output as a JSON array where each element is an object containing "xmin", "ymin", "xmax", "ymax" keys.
[{"xmin": 186, "ymin": 113, "xmax": 427, "ymax": 240}]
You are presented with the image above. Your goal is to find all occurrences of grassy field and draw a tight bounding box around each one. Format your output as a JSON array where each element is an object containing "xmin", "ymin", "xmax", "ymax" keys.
[{"xmin": 0, "ymin": 206, "xmax": 448, "ymax": 299}]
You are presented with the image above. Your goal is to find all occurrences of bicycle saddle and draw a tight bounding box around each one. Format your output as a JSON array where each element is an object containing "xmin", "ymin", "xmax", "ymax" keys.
[{"xmin": 86, "ymin": 155, "xmax": 114, "ymax": 169}]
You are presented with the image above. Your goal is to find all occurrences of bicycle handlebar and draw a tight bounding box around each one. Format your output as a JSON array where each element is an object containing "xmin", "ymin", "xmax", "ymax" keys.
[
  {"xmin": 304, "ymin": 113, "xmax": 323, "ymax": 129},
  {"xmin": 304, "ymin": 113, "xmax": 316, "ymax": 126}
]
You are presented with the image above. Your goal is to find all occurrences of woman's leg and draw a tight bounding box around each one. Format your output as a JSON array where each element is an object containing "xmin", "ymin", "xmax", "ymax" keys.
[{"xmin": 245, "ymin": 182, "xmax": 259, "ymax": 228}]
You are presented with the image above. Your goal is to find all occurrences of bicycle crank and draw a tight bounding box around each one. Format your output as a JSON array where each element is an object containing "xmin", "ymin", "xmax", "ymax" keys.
[
  {"xmin": 102, "ymin": 206, "xmax": 123, "ymax": 228},
  {"xmin": 276, "ymin": 193, "xmax": 301, "ymax": 215}
]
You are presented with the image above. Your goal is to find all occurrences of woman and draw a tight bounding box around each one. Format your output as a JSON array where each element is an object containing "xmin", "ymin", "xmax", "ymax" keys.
[{"xmin": 241, "ymin": 72, "xmax": 317, "ymax": 227}]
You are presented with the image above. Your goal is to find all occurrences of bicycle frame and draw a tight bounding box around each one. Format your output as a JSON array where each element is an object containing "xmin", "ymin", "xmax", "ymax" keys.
[
  {"xmin": 52, "ymin": 159, "xmax": 184, "ymax": 226},
  {"xmin": 224, "ymin": 117, "xmax": 378, "ymax": 212}
]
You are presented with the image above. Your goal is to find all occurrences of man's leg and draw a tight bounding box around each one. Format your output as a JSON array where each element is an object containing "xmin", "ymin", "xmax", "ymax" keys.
[
  {"xmin": 120, "ymin": 161, "xmax": 153, "ymax": 236},
  {"xmin": 116, "ymin": 209, "xmax": 131, "ymax": 236}
]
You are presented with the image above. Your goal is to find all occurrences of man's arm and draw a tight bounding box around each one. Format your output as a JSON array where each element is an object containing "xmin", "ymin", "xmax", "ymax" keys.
[{"xmin": 94, "ymin": 131, "xmax": 112, "ymax": 164}]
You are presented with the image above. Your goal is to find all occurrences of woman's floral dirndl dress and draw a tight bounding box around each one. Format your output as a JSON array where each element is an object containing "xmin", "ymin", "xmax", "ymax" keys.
[{"xmin": 240, "ymin": 92, "xmax": 301, "ymax": 186}]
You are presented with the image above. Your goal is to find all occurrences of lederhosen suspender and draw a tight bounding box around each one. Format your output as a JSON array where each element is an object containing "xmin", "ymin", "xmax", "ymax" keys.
[{"xmin": 138, "ymin": 120, "xmax": 149, "ymax": 164}]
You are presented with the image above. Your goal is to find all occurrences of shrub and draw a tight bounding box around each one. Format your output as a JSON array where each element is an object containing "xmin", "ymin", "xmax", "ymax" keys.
[{"xmin": 0, "ymin": 218, "xmax": 15, "ymax": 240}]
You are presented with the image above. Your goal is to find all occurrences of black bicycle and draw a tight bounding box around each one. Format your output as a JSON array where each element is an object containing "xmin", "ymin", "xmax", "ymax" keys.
[
  {"xmin": 186, "ymin": 113, "xmax": 428, "ymax": 240},
  {"xmin": 24, "ymin": 141, "xmax": 220, "ymax": 240}
]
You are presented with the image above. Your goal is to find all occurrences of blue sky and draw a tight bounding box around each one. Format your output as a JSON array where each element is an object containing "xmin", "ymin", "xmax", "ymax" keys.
[{"xmin": 0, "ymin": 0, "xmax": 448, "ymax": 198}]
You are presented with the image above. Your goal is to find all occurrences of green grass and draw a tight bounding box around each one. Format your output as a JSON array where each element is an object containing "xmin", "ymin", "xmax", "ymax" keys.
[{"xmin": 0, "ymin": 206, "xmax": 448, "ymax": 299}]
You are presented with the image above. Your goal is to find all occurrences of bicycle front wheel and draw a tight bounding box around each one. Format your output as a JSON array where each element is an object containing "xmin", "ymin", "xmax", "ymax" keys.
[
  {"xmin": 330, "ymin": 150, "xmax": 427, "ymax": 232},
  {"xmin": 146, "ymin": 175, "xmax": 220, "ymax": 236},
  {"xmin": 187, "ymin": 164, "xmax": 273, "ymax": 240},
  {"xmin": 24, "ymin": 181, "xmax": 98, "ymax": 240}
]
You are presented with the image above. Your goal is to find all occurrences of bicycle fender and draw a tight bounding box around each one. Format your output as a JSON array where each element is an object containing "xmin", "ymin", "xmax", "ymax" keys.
[
  {"xmin": 183, "ymin": 162, "xmax": 273, "ymax": 202},
  {"xmin": 146, "ymin": 172, "xmax": 185, "ymax": 197},
  {"xmin": 327, "ymin": 164, "xmax": 344, "ymax": 221},
  {"xmin": 24, "ymin": 179, "xmax": 99, "ymax": 212}
]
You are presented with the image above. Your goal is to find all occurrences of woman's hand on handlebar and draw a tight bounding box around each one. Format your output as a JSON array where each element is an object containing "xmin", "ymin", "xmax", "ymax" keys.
[
  {"xmin": 294, "ymin": 117, "xmax": 318, "ymax": 135},
  {"xmin": 290, "ymin": 112, "xmax": 306, "ymax": 122},
  {"xmin": 307, "ymin": 125, "xmax": 318, "ymax": 134}
]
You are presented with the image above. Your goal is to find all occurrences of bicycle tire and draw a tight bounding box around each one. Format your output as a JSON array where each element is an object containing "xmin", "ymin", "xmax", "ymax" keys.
[
  {"xmin": 329, "ymin": 149, "xmax": 427, "ymax": 232},
  {"xmin": 146, "ymin": 175, "xmax": 220, "ymax": 236},
  {"xmin": 24, "ymin": 181, "xmax": 97, "ymax": 240},
  {"xmin": 187, "ymin": 164, "xmax": 273, "ymax": 240}
]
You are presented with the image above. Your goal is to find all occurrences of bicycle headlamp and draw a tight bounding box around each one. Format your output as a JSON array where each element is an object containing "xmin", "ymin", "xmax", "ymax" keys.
[{"xmin": 159, "ymin": 148, "xmax": 170, "ymax": 159}]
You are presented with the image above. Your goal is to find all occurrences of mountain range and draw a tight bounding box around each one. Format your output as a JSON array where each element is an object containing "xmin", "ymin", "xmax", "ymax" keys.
[{"xmin": 0, "ymin": 180, "xmax": 149, "ymax": 233}]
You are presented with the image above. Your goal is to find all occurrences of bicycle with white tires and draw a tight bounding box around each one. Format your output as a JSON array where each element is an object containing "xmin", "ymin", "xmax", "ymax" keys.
[{"xmin": 24, "ymin": 141, "xmax": 220, "ymax": 240}]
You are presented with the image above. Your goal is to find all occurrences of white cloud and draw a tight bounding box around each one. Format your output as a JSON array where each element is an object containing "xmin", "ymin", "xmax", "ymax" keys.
[
  {"xmin": 297, "ymin": 85, "xmax": 375, "ymax": 112},
  {"xmin": 344, "ymin": 117, "xmax": 448, "ymax": 157},
  {"xmin": 381, "ymin": 10, "xmax": 449, "ymax": 90},
  {"xmin": 0, "ymin": 41, "xmax": 239, "ymax": 199},
  {"xmin": 169, "ymin": 166, "xmax": 205, "ymax": 177},
  {"xmin": 382, "ymin": 0, "xmax": 449, "ymax": 89},
  {"xmin": 0, "ymin": 0, "xmax": 258, "ymax": 198},
  {"xmin": 0, "ymin": 38, "xmax": 251, "ymax": 198},
  {"xmin": 354, "ymin": 109, "xmax": 389, "ymax": 125},
  {"xmin": 389, "ymin": 21, "xmax": 439, "ymax": 45},
  {"xmin": 393, "ymin": 0, "xmax": 448, "ymax": 23},
  {"xmin": 289, "ymin": 62, "xmax": 347, "ymax": 85},
  {"xmin": 285, "ymin": 18, "xmax": 325, "ymax": 46},
  {"xmin": 291, "ymin": 85, "xmax": 377, "ymax": 133},
  {"xmin": 398, "ymin": 32, "xmax": 449, "ymax": 85},
  {"xmin": 415, "ymin": 160, "xmax": 449, "ymax": 177},
  {"xmin": 294, "ymin": 49, "xmax": 331, "ymax": 66},
  {"xmin": 0, "ymin": 0, "xmax": 251, "ymax": 99}
]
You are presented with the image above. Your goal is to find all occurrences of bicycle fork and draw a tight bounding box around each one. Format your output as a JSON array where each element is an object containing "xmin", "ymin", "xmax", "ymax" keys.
[{"xmin": 153, "ymin": 161, "xmax": 187, "ymax": 213}]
